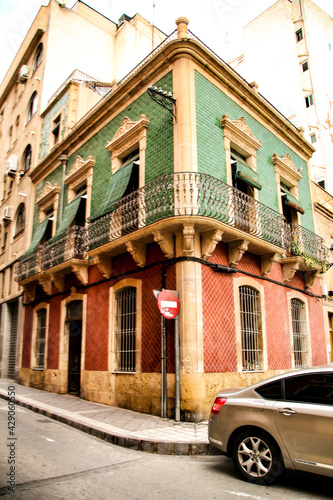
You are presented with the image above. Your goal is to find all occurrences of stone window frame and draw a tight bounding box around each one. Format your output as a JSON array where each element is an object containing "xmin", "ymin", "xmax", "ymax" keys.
[
  {"xmin": 36, "ymin": 182, "xmax": 60, "ymax": 238},
  {"xmin": 106, "ymin": 114, "xmax": 149, "ymax": 188},
  {"xmin": 220, "ymin": 114, "xmax": 261, "ymax": 199},
  {"xmin": 287, "ymin": 291, "xmax": 311, "ymax": 369},
  {"xmin": 14, "ymin": 202, "xmax": 25, "ymax": 238},
  {"xmin": 65, "ymin": 155, "xmax": 95, "ymax": 223},
  {"xmin": 234, "ymin": 276, "xmax": 267, "ymax": 373},
  {"xmin": 109, "ymin": 278, "xmax": 142, "ymax": 374},
  {"xmin": 31, "ymin": 302, "xmax": 49, "ymax": 370},
  {"xmin": 272, "ymin": 153, "xmax": 303, "ymax": 223}
]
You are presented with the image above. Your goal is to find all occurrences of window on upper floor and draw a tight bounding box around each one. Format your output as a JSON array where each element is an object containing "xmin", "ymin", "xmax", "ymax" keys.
[
  {"xmin": 14, "ymin": 203, "xmax": 25, "ymax": 237},
  {"xmin": 32, "ymin": 43, "xmax": 43, "ymax": 74},
  {"xmin": 310, "ymin": 133, "xmax": 317, "ymax": 144},
  {"xmin": 22, "ymin": 144, "xmax": 32, "ymax": 174},
  {"xmin": 52, "ymin": 114, "xmax": 61, "ymax": 145},
  {"xmin": 296, "ymin": 28, "xmax": 304, "ymax": 42},
  {"xmin": 27, "ymin": 92, "xmax": 38, "ymax": 123},
  {"xmin": 305, "ymin": 94, "xmax": 314, "ymax": 108},
  {"xmin": 8, "ymin": 125, "xmax": 13, "ymax": 150},
  {"xmin": 302, "ymin": 61, "xmax": 309, "ymax": 72}
]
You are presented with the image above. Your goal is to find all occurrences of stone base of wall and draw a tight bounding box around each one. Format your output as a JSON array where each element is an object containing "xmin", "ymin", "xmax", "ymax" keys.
[{"xmin": 18, "ymin": 368, "xmax": 286, "ymax": 420}]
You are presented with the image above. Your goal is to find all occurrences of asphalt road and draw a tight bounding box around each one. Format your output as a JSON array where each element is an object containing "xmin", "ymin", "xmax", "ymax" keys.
[{"xmin": 0, "ymin": 399, "xmax": 332, "ymax": 500}]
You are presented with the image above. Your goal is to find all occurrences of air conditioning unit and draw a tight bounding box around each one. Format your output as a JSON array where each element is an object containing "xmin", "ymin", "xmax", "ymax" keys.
[
  {"xmin": 5, "ymin": 155, "xmax": 18, "ymax": 177},
  {"xmin": 2, "ymin": 207, "xmax": 13, "ymax": 222},
  {"xmin": 18, "ymin": 65, "xmax": 29, "ymax": 82}
]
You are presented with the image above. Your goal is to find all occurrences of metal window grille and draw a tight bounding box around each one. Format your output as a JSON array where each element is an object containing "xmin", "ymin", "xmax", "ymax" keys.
[
  {"xmin": 115, "ymin": 287, "xmax": 136, "ymax": 372},
  {"xmin": 35, "ymin": 308, "xmax": 46, "ymax": 369},
  {"xmin": 291, "ymin": 298, "xmax": 307, "ymax": 368},
  {"xmin": 239, "ymin": 286, "xmax": 262, "ymax": 371}
]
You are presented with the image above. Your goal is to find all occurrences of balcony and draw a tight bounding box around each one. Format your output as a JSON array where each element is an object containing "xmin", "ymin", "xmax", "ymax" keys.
[
  {"xmin": 88, "ymin": 172, "xmax": 290, "ymax": 252},
  {"xmin": 15, "ymin": 226, "xmax": 88, "ymax": 298}
]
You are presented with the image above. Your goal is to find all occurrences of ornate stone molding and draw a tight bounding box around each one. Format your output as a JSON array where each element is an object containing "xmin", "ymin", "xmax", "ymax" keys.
[
  {"xmin": 201, "ymin": 229, "xmax": 223, "ymax": 260},
  {"xmin": 106, "ymin": 114, "xmax": 149, "ymax": 174},
  {"xmin": 304, "ymin": 269, "xmax": 321, "ymax": 289},
  {"xmin": 221, "ymin": 114, "xmax": 261, "ymax": 156},
  {"xmin": 228, "ymin": 240, "xmax": 249, "ymax": 267},
  {"xmin": 95, "ymin": 255, "xmax": 112, "ymax": 279},
  {"xmin": 126, "ymin": 241, "xmax": 146, "ymax": 267},
  {"xmin": 23, "ymin": 284, "xmax": 35, "ymax": 301},
  {"xmin": 50, "ymin": 273, "xmax": 65, "ymax": 292},
  {"xmin": 272, "ymin": 153, "xmax": 303, "ymax": 183},
  {"xmin": 183, "ymin": 224, "xmax": 195, "ymax": 256},
  {"xmin": 65, "ymin": 155, "xmax": 95, "ymax": 188},
  {"xmin": 38, "ymin": 276, "xmax": 52, "ymax": 296},
  {"xmin": 153, "ymin": 230, "xmax": 174, "ymax": 259},
  {"xmin": 261, "ymin": 253, "xmax": 280, "ymax": 276},
  {"xmin": 36, "ymin": 182, "xmax": 60, "ymax": 212},
  {"xmin": 71, "ymin": 263, "xmax": 89, "ymax": 286},
  {"xmin": 281, "ymin": 256, "xmax": 302, "ymax": 283}
]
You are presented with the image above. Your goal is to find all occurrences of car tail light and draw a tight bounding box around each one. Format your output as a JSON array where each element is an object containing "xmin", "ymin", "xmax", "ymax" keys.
[{"xmin": 211, "ymin": 397, "xmax": 227, "ymax": 415}]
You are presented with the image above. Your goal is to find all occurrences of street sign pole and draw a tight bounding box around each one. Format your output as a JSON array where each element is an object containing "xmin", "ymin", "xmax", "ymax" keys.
[
  {"xmin": 174, "ymin": 311, "xmax": 180, "ymax": 421},
  {"xmin": 161, "ymin": 314, "xmax": 167, "ymax": 418}
]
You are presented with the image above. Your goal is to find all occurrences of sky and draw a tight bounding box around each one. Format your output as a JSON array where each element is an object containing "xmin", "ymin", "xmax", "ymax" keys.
[{"xmin": 1, "ymin": 0, "xmax": 333, "ymax": 84}]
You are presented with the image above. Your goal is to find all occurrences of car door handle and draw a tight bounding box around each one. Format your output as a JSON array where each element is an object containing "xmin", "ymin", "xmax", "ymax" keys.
[{"xmin": 277, "ymin": 408, "xmax": 297, "ymax": 415}]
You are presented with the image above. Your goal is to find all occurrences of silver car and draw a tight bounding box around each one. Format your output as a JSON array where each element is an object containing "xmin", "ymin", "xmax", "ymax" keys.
[{"xmin": 208, "ymin": 366, "xmax": 333, "ymax": 485}]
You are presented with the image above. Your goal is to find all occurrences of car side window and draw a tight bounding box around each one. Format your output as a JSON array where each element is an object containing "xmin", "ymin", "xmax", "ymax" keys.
[
  {"xmin": 255, "ymin": 380, "xmax": 282, "ymax": 400},
  {"xmin": 284, "ymin": 373, "xmax": 333, "ymax": 405}
]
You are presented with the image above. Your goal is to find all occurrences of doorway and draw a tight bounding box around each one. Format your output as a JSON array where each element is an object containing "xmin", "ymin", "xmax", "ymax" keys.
[{"xmin": 66, "ymin": 301, "xmax": 82, "ymax": 395}]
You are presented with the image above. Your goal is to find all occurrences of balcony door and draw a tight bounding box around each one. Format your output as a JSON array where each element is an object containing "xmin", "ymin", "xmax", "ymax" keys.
[{"xmin": 118, "ymin": 150, "xmax": 139, "ymax": 235}]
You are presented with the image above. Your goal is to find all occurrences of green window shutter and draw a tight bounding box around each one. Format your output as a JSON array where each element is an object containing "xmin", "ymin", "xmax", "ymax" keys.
[
  {"xmin": 235, "ymin": 158, "xmax": 262, "ymax": 191},
  {"xmin": 23, "ymin": 217, "xmax": 49, "ymax": 258},
  {"xmin": 91, "ymin": 161, "xmax": 134, "ymax": 221},
  {"xmin": 49, "ymin": 195, "xmax": 83, "ymax": 243},
  {"xmin": 281, "ymin": 187, "xmax": 304, "ymax": 214}
]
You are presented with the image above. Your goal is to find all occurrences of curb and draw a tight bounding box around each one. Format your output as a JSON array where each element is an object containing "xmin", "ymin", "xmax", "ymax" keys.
[{"xmin": 0, "ymin": 392, "xmax": 214, "ymax": 456}]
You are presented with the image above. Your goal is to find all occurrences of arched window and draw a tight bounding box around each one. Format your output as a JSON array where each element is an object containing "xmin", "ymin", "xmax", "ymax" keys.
[
  {"xmin": 15, "ymin": 203, "xmax": 25, "ymax": 236},
  {"xmin": 33, "ymin": 43, "xmax": 43, "ymax": 73},
  {"xmin": 27, "ymin": 92, "xmax": 38, "ymax": 123},
  {"xmin": 22, "ymin": 144, "xmax": 32, "ymax": 173}
]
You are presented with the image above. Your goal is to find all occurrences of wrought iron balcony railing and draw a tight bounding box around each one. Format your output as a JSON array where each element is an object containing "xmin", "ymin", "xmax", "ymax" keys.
[
  {"xmin": 290, "ymin": 223, "xmax": 328, "ymax": 264},
  {"xmin": 15, "ymin": 226, "xmax": 87, "ymax": 283},
  {"xmin": 88, "ymin": 172, "xmax": 290, "ymax": 251}
]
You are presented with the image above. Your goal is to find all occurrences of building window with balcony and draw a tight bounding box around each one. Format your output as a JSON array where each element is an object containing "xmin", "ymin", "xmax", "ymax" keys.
[
  {"xmin": 33, "ymin": 306, "xmax": 47, "ymax": 369},
  {"xmin": 27, "ymin": 92, "xmax": 38, "ymax": 123},
  {"xmin": 110, "ymin": 279, "xmax": 142, "ymax": 373},
  {"xmin": 32, "ymin": 43, "xmax": 43, "ymax": 74},
  {"xmin": 14, "ymin": 203, "xmax": 25, "ymax": 237},
  {"xmin": 291, "ymin": 298, "xmax": 308, "ymax": 368},
  {"xmin": 239, "ymin": 285, "xmax": 263, "ymax": 371}
]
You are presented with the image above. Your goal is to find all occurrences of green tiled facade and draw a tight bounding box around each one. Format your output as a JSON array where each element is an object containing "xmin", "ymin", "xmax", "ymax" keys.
[
  {"xmin": 39, "ymin": 91, "xmax": 69, "ymax": 162},
  {"xmin": 194, "ymin": 71, "xmax": 315, "ymax": 232}
]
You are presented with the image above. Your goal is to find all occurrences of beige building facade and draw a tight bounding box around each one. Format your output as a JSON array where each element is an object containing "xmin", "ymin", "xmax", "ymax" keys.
[{"xmin": 0, "ymin": 0, "xmax": 165, "ymax": 379}]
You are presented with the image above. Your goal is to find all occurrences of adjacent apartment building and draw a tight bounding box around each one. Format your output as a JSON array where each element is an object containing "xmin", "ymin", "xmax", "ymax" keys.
[
  {"xmin": 0, "ymin": 0, "xmax": 165, "ymax": 379},
  {"xmin": 14, "ymin": 18, "xmax": 330, "ymax": 421}
]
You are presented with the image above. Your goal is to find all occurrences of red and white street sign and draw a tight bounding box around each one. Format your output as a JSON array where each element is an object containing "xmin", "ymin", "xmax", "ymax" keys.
[{"xmin": 156, "ymin": 289, "xmax": 179, "ymax": 319}]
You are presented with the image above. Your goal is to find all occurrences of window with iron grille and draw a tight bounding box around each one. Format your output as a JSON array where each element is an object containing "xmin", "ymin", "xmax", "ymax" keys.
[
  {"xmin": 239, "ymin": 286, "xmax": 262, "ymax": 371},
  {"xmin": 291, "ymin": 298, "xmax": 307, "ymax": 368},
  {"xmin": 115, "ymin": 287, "xmax": 136, "ymax": 372},
  {"xmin": 35, "ymin": 308, "xmax": 46, "ymax": 369}
]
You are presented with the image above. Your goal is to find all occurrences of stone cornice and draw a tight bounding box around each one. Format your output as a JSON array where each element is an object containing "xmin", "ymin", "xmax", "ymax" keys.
[
  {"xmin": 65, "ymin": 155, "xmax": 95, "ymax": 185},
  {"xmin": 272, "ymin": 153, "xmax": 303, "ymax": 182},
  {"xmin": 30, "ymin": 38, "xmax": 315, "ymax": 183}
]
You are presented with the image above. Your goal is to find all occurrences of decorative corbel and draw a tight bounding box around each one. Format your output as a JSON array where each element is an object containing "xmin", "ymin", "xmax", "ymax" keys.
[
  {"xmin": 281, "ymin": 257, "xmax": 302, "ymax": 283},
  {"xmin": 23, "ymin": 284, "xmax": 36, "ymax": 302},
  {"xmin": 153, "ymin": 230, "xmax": 174, "ymax": 259},
  {"xmin": 126, "ymin": 241, "xmax": 146, "ymax": 267},
  {"xmin": 201, "ymin": 229, "xmax": 223, "ymax": 260},
  {"xmin": 228, "ymin": 240, "xmax": 249, "ymax": 267},
  {"xmin": 95, "ymin": 255, "xmax": 112, "ymax": 279},
  {"xmin": 50, "ymin": 273, "xmax": 65, "ymax": 292},
  {"xmin": 183, "ymin": 224, "xmax": 195, "ymax": 256},
  {"xmin": 71, "ymin": 263, "xmax": 89, "ymax": 286},
  {"xmin": 261, "ymin": 253, "xmax": 280, "ymax": 276},
  {"xmin": 38, "ymin": 276, "xmax": 52, "ymax": 295},
  {"xmin": 304, "ymin": 269, "xmax": 321, "ymax": 289}
]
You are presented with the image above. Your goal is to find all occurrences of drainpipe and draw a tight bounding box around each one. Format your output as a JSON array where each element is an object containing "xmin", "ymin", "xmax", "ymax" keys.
[{"xmin": 58, "ymin": 152, "xmax": 68, "ymax": 222}]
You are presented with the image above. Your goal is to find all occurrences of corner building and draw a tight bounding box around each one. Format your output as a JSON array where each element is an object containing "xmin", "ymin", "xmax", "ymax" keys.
[{"xmin": 16, "ymin": 19, "xmax": 330, "ymax": 421}]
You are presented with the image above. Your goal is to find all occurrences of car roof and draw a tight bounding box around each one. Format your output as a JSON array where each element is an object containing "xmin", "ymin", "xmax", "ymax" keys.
[{"xmin": 217, "ymin": 366, "xmax": 333, "ymax": 396}]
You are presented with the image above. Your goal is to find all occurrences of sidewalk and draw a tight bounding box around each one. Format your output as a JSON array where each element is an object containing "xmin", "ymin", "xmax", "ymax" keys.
[{"xmin": 0, "ymin": 379, "xmax": 212, "ymax": 456}]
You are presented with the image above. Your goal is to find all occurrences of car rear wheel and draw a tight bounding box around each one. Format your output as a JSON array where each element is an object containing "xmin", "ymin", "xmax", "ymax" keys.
[{"xmin": 232, "ymin": 430, "xmax": 284, "ymax": 485}]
